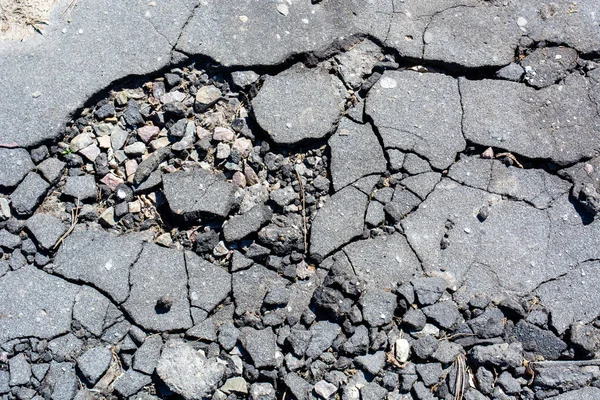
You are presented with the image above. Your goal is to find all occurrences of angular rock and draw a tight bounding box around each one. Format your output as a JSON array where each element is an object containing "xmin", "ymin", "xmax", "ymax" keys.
[
  {"xmin": 547, "ymin": 387, "xmax": 600, "ymax": 400},
  {"xmin": 163, "ymin": 169, "xmax": 237, "ymax": 220},
  {"xmin": 328, "ymin": 117, "xmax": 386, "ymax": 191},
  {"xmin": 360, "ymin": 289, "xmax": 397, "ymax": 327},
  {"xmin": 123, "ymin": 243, "xmax": 192, "ymax": 331},
  {"xmin": 285, "ymin": 372, "xmax": 312, "ymax": 400},
  {"xmin": 240, "ymin": 327, "xmax": 278, "ymax": 368},
  {"xmin": 157, "ymin": 340, "xmax": 225, "ymax": 399},
  {"xmin": 133, "ymin": 335, "xmax": 163, "ymax": 375},
  {"xmin": 355, "ymin": 351, "xmax": 386, "ymax": 375},
  {"xmin": 113, "ymin": 369, "xmax": 152, "ymax": 398},
  {"xmin": 9, "ymin": 353, "xmax": 31, "ymax": 386},
  {"xmin": 252, "ymin": 63, "xmax": 345, "ymax": 145},
  {"xmin": 470, "ymin": 343, "xmax": 522, "ymax": 369},
  {"xmin": 25, "ymin": 213, "xmax": 67, "ymax": 250},
  {"xmin": 366, "ymin": 70, "xmax": 464, "ymax": 169},
  {"xmin": 512, "ymin": 321, "xmax": 567, "ymax": 360},
  {"xmin": 223, "ymin": 204, "xmax": 273, "ymax": 242},
  {"xmin": 232, "ymin": 265, "xmax": 287, "ymax": 316},
  {"xmin": 73, "ymin": 286, "xmax": 110, "ymax": 337},
  {"xmin": 76, "ymin": 346, "xmax": 111, "ymax": 385},
  {"xmin": 186, "ymin": 251, "xmax": 231, "ymax": 313},
  {"xmin": 0, "ymin": 266, "xmax": 77, "ymax": 345},
  {"xmin": 10, "ymin": 172, "xmax": 49, "ymax": 216},
  {"xmin": 54, "ymin": 228, "xmax": 143, "ymax": 303},
  {"xmin": 310, "ymin": 186, "xmax": 368, "ymax": 262},
  {"xmin": 306, "ymin": 321, "xmax": 341, "ymax": 359},
  {"xmin": 0, "ymin": 148, "xmax": 34, "ymax": 188},
  {"xmin": 422, "ymin": 301, "xmax": 461, "ymax": 329},
  {"xmin": 133, "ymin": 147, "xmax": 171, "ymax": 185},
  {"xmin": 62, "ymin": 175, "xmax": 97, "ymax": 201}
]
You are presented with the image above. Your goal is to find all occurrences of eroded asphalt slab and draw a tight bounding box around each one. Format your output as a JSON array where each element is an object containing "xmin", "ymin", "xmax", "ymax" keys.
[{"xmin": 1, "ymin": 1, "xmax": 600, "ymax": 399}]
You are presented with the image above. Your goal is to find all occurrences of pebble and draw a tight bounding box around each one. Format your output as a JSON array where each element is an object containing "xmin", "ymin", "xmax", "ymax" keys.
[{"xmin": 124, "ymin": 142, "xmax": 147, "ymax": 157}]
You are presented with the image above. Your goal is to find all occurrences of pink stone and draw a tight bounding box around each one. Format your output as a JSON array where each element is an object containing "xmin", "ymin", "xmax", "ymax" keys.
[
  {"xmin": 232, "ymin": 137, "xmax": 252, "ymax": 156},
  {"xmin": 232, "ymin": 171, "xmax": 247, "ymax": 188},
  {"xmin": 100, "ymin": 173, "xmax": 124, "ymax": 191},
  {"xmin": 137, "ymin": 126, "xmax": 160, "ymax": 143},
  {"xmin": 481, "ymin": 147, "xmax": 494, "ymax": 159},
  {"xmin": 125, "ymin": 159, "xmax": 138, "ymax": 177},
  {"xmin": 79, "ymin": 144, "xmax": 101, "ymax": 162},
  {"xmin": 213, "ymin": 127, "xmax": 235, "ymax": 141}
]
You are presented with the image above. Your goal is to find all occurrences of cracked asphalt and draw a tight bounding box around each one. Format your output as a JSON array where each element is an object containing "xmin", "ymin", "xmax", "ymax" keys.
[{"xmin": 1, "ymin": 1, "xmax": 600, "ymax": 399}]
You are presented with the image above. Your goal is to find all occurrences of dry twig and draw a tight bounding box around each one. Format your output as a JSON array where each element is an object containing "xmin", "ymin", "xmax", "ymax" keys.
[
  {"xmin": 53, "ymin": 201, "xmax": 79, "ymax": 249},
  {"xmin": 295, "ymin": 168, "xmax": 308, "ymax": 253}
]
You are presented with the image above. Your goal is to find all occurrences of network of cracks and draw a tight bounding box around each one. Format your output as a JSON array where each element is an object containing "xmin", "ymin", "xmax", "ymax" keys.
[{"xmin": 2, "ymin": 35, "xmax": 600, "ymax": 400}]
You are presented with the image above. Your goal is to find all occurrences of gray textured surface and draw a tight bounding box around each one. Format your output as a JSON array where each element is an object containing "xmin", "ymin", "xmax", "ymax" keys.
[{"xmin": 252, "ymin": 63, "xmax": 346, "ymax": 145}]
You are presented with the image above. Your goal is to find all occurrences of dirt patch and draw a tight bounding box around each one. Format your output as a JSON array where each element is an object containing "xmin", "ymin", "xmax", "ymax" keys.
[{"xmin": 0, "ymin": 0, "xmax": 57, "ymax": 40}]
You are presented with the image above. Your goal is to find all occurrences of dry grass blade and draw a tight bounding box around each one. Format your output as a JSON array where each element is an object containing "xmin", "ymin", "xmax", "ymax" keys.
[
  {"xmin": 295, "ymin": 168, "xmax": 308, "ymax": 253},
  {"xmin": 53, "ymin": 201, "xmax": 79, "ymax": 249},
  {"xmin": 452, "ymin": 353, "xmax": 469, "ymax": 400}
]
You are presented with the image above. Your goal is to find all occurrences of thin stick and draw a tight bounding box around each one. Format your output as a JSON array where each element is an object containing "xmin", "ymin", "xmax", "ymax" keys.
[
  {"xmin": 53, "ymin": 201, "xmax": 79, "ymax": 249},
  {"xmin": 295, "ymin": 168, "xmax": 308, "ymax": 253}
]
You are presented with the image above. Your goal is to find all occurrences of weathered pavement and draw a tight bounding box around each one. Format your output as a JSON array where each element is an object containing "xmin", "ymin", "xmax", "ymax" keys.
[{"xmin": 1, "ymin": 1, "xmax": 600, "ymax": 399}]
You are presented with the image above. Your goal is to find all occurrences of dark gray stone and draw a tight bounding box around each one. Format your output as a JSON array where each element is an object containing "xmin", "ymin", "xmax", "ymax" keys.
[
  {"xmin": 328, "ymin": 118, "xmax": 386, "ymax": 192},
  {"xmin": 561, "ymin": 156, "xmax": 600, "ymax": 215},
  {"xmin": 133, "ymin": 335, "xmax": 163, "ymax": 375},
  {"xmin": 48, "ymin": 333, "xmax": 83, "ymax": 361},
  {"xmin": 133, "ymin": 147, "xmax": 171, "ymax": 185},
  {"xmin": 422, "ymin": 302, "xmax": 461, "ymax": 330},
  {"xmin": 186, "ymin": 251, "xmax": 231, "ymax": 313},
  {"xmin": 284, "ymin": 372, "xmax": 311, "ymax": 400},
  {"xmin": 113, "ymin": 369, "xmax": 152, "ymax": 398},
  {"xmin": 384, "ymin": 187, "xmax": 421, "ymax": 223},
  {"xmin": 73, "ymin": 286, "xmax": 110, "ymax": 337},
  {"xmin": 366, "ymin": 70, "xmax": 464, "ymax": 169},
  {"xmin": 306, "ymin": 321, "xmax": 341, "ymax": 359},
  {"xmin": 412, "ymin": 277, "xmax": 447, "ymax": 306},
  {"xmin": 497, "ymin": 371, "xmax": 521, "ymax": 394},
  {"xmin": 37, "ymin": 157, "xmax": 65, "ymax": 184},
  {"xmin": 360, "ymin": 382, "xmax": 387, "ymax": 400},
  {"xmin": 249, "ymin": 382, "xmax": 276, "ymax": 400},
  {"xmin": 495, "ymin": 62, "xmax": 524, "ymax": 81},
  {"xmin": 416, "ymin": 363, "xmax": 443, "ymax": 387},
  {"xmin": 360, "ymin": 289, "xmax": 396, "ymax": 327},
  {"xmin": 310, "ymin": 186, "xmax": 368, "ymax": 262},
  {"xmin": 533, "ymin": 362, "xmax": 600, "ymax": 392},
  {"xmin": 10, "ymin": 172, "xmax": 49, "ymax": 216},
  {"xmin": 343, "ymin": 234, "xmax": 420, "ymax": 290},
  {"xmin": 413, "ymin": 335, "xmax": 439, "ymax": 360},
  {"xmin": 470, "ymin": 343, "xmax": 522, "ymax": 369},
  {"xmin": 0, "ymin": 148, "xmax": 34, "ymax": 188},
  {"xmin": 25, "ymin": 213, "xmax": 66, "ymax": 250},
  {"xmin": 76, "ymin": 346, "xmax": 111, "ymax": 385},
  {"xmin": 512, "ymin": 320, "xmax": 567, "ymax": 360},
  {"xmin": 342, "ymin": 325, "xmax": 369, "ymax": 356},
  {"xmin": 54, "ymin": 228, "xmax": 143, "ymax": 303},
  {"xmin": 468, "ymin": 307, "xmax": 505, "ymax": 339},
  {"xmin": 9, "ymin": 353, "xmax": 31, "ymax": 386},
  {"xmin": 123, "ymin": 243, "xmax": 192, "ymax": 331},
  {"xmin": 163, "ymin": 169, "xmax": 237, "ymax": 219},
  {"xmin": 0, "ymin": 229, "xmax": 20, "ymax": 250},
  {"xmin": 252, "ymin": 63, "xmax": 345, "ymax": 145},
  {"xmin": 186, "ymin": 318, "xmax": 217, "ymax": 341},
  {"xmin": 355, "ymin": 351, "xmax": 385, "ymax": 375},
  {"xmin": 218, "ymin": 321, "xmax": 240, "ymax": 351},
  {"xmin": 403, "ymin": 308, "xmax": 427, "ymax": 331},
  {"xmin": 44, "ymin": 361, "xmax": 78, "ymax": 400},
  {"xmin": 240, "ymin": 327, "xmax": 278, "ymax": 368},
  {"xmin": 223, "ymin": 204, "xmax": 273, "ymax": 242},
  {"xmin": 0, "ymin": 266, "xmax": 78, "ymax": 343},
  {"xmin": 431, "ymin": 340, "xmax": 462, "ymax": 364},
  {"xmin": 62, "ymin": 175, "xmax": 97, "ymax": 202},
  {"xmin": 232, "ymin": 264, "xmax": 287, "ymax": 316},
  {"xmin": 570, "ymin": 323, "xmax": 600, "ymax": 358}
]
